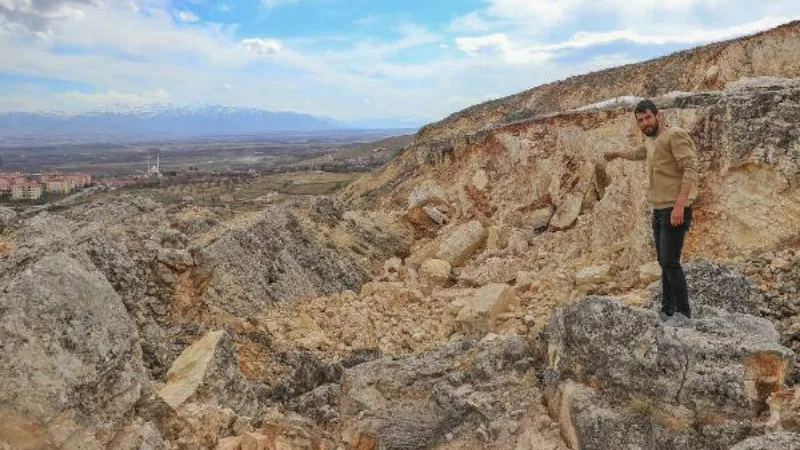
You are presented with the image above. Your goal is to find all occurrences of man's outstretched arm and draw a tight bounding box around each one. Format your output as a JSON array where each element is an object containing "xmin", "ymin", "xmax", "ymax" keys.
[{"xmin": 604, "ymin": 145, "xmax": 646, "ymax": 161}]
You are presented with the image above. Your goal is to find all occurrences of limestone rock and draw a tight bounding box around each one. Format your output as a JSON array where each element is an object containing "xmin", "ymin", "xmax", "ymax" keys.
[
  {"xmin": 545, "ymin": 296, "xmax": 794, "ymax": 450},
  {"xmin": 419, "ymin": 259, "xmax": 452, "ymax": 287},
  {"xmin": 0, "ymin": 252, "xmax": 150, "ymax": 445},
  {"xmin": 456, "ymin": 283, "xmax": 516, "ymax": 331},
  {"xmin": 423, "ymin": 204, "xmax": 448, "ymax": 225},
  {"xmin": 0, "ymin": 411, "xmax": 55, "ymax": 450},
  {"xmin": 458, "ymin": 257, "xmax": 521, "ymax": 286},
  {"xmin": 729, "ymin": 433, "xmax": 800, "ymax": 450},
  {"xmin": 216, "ymin": 436, "xmax": 243, "ymax": 450},
  {"xmin": 549, "ymin": 193, "xmax": 582, "ymax": 231},
  {"xmin": 767, "ymin": 387, "xmax": 800, "ymax": 431},
  {"xmin": 408, "ymin": 185, "xmax": 447, "ymax": 209},
  {"xmin": 574, "ymin": 264, "xmax": 611, "ymax": 286},
  {"xmin": 486, "ymin": 225, "xmax": 510, "ymax": 251},
  {"xmin": 520, "ymin": 207, "xmax": 553, "ymax": 232},
  {"xmin": 159, "ymin": 330, "xmax": 262, "ymax": 417},
  {"xmin": 435, "ymin": 220, "xmax": 487, "ymax": 267},
  {"xmin": 157, "ymin": 247, "xmax": 195, "ymax": 270},
  {"xmin": 241, "ymin": 432, "xmax": 270, "ymax": 450},
  {"xmin": 639, "ymin": 261, "xmax": 661, "ymax": 283},
  {"xmin": 287, "ymin": 312, "xmax": 332, "ymax": 350},
  {"xmin": 506, "ymin": 229, "xmax": 529, "ymax": 254},
  {"xmin": 383, "ymin": 257, "xmax": 403, "ymax": 274}
]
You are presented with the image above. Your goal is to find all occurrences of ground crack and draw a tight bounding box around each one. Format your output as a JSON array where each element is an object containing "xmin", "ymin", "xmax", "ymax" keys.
[{"xmin": 672, "ymin": 331, "xmax": 691, "ymax": 405}]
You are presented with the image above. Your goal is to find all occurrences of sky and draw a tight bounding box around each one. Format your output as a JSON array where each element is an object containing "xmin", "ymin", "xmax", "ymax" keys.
[{"xmin": 1, "ymin": 0, "xmax": 799, "ymax": 124}]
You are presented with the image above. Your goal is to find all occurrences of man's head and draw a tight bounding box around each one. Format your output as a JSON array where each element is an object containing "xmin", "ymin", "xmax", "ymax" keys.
[{"xmin": 634, "ymin": 99, "xmax": 661, "ymax": 137}]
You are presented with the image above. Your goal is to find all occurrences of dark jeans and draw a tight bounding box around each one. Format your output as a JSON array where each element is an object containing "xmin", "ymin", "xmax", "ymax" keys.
[{"xmin": 652, "ymin": 207, "xmax": 692, "ymax": 318}]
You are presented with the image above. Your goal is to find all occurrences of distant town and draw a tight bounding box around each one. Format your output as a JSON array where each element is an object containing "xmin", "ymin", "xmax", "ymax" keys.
[
  {"xmin": 0, "ymin": 151, "xmax": 172, "ymax": 203},
  {"xmin": 0, "ymin": 171, "xmax": 93, "ymax": 201}
]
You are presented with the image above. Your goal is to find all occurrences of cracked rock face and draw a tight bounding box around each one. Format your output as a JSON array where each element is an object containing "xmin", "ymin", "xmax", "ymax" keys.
[
  {"xmin": 158, "ymin": 330, "xmax": 265, "ymax": 417},
  {"xmin": 544, "ymin": 297, "xmax": 794, "ymax": 450},
  {"xmin": 335, "ymin": 335, "xmax": 567, "ymax": 450}
]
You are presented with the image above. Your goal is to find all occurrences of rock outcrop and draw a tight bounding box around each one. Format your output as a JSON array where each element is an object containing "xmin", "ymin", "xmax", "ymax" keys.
[
  {"xmin": 0, "ymin": 253, "xmax": 151, "ymax": 448},
  {"xmin": 646, "ymin": 259, "xmax": 800, "ymax": 383},
  {"xmin": 544, "ymin": 297, "xmax": 794, "ymax": 450},
  {"xmin": 413, "ymin": 21, "xmax": 800, "ymax": 144},
  {"xmin": 202, "ymin": 203, "xmax": 412, "ymax": 316}
]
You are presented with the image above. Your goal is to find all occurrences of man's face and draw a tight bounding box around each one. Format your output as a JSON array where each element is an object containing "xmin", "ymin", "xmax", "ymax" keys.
[{"xmin": 635, "ymin": 109, "xmax": 660, "ymax": 137}]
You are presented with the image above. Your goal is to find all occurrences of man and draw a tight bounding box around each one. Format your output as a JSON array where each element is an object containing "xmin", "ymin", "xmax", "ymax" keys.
[{"xmin": 604, "ymin": 99, "xmax": 699, "ymax": 327}]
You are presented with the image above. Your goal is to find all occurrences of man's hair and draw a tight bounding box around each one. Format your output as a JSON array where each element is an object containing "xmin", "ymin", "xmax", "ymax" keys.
[{"xmin": 634, "ymin": 99, "xmax": 658, "ymax": 116}]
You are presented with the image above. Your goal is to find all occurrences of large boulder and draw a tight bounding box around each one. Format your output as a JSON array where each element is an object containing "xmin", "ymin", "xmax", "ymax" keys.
[
  {"xmin": 544, "ymin": 296, "xmax": 794, "ymax": 450},
  {"xmin": 159, "ymin": 330, "xmax": 263, "ymax": 417},
  {"xmin": 435, "ymin": 220, "xmax": 487, "ymax": 267},
  {"xmin": 0, "ymin": 253, "xmax": 151, "ymax": 447}
]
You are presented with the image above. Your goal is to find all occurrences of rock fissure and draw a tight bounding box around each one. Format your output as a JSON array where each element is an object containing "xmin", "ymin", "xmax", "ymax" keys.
[{"xmin": 673, "ymin": 330, "xmax": 692, "ymax": 406}]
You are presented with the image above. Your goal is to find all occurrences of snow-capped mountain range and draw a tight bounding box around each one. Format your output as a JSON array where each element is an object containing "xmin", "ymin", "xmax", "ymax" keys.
[{"xmin": 0, "ymin": 105, "xmax": 351, "ymax": 140}]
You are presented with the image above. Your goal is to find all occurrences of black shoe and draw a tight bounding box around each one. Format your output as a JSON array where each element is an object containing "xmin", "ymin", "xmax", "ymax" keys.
[{"xmin": 665, "ymin": 312, "xmax": 692, "ymax": 328}]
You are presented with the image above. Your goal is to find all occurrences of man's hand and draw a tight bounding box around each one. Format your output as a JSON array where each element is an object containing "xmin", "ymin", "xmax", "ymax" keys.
[
  {"xmin": 604, "ymin": 151, "xmax": 622, "ymax": 162},
  {"xmin": 671, "ymin": 183, "xmax": 692, "ymax": 226},
  {"xmin": 670, "ymin": 204, "xmax": 685, "ymax": 226}
]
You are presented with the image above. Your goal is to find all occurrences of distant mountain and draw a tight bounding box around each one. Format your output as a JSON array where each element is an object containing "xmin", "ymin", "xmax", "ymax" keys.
[{"xmin": 0, "ymin": 105, "xmax": 345, "ymax": 141}]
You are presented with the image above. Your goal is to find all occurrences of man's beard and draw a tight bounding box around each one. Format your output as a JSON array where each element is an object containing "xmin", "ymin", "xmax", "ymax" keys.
[{"xmin": 643, "ymin": 122, "xmax": 660, "ymax": 137}]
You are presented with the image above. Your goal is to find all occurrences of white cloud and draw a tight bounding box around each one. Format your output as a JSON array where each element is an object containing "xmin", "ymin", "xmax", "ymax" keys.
[
  {"xmin": 60, "ymin": 89, "xmax": 170, "ymax": 107},
  {"xmin": 240, "ymin": 38, "xmax": 283, "ymax": 55},
  {"xmin": 451, "ymin": 0, "xmax": 773, "ymax": 36},
  {"xmin": 453, "ymin": 15, "xmax": 799, "ymax": 65},
  {"xmin": 456, "ymin": 33, "xmax": 554, "ymax": 64},
  {"xmin": 563, "ymin": 16, "xmax": 800, "ymax": 46},
  {"xmin": 260, "ymin": 0, "xmax": 299, "ymax": 9},
  {"xmin": 0, "ymin": 0, "xmax": 97, "ymax": 34},
  {"xmin": 175, "ymin": 9, "xmax": 199, "ymax": 23},
  {"xmin": 486, "ymin": 0, "xmax": 584, "ymax": 25},
  {"xmin": 448, "ymin": 12, "xmax": 491, "ymax": 33},
  {"xmin": 215, "ymin": 2, "xmax": 231, "ymax": 13}
]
